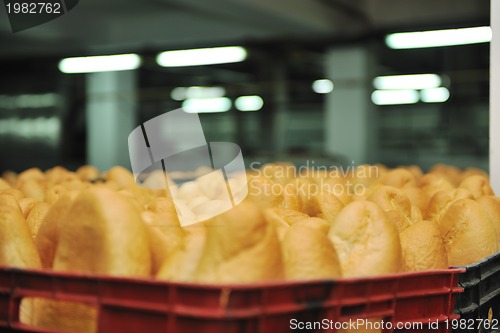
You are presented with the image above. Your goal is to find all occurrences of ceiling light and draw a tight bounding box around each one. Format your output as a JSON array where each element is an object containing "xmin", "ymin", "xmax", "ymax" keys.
[
  {"xmin": 373, "ymin": 74, "xmax": 441, "ymax": 90},
  {"xmin": 420, "ymin": 87, "xmax": 450, "ymax": 103},
  {"xmin": 157, "ymin": 46, "xmax": 247, "ymax": 67},
  {"xmin": 235, "ymin": 95, "xmax": 263, "ymax": 111},
  {"xmin": 312, "ymin": 79, "xmax": 334, "ymax": 94},
  {"xmin": 182, "ymin": 98, "xmax": 232, "ymax": 113},
  {"xmin": 371, "ymin": 90, "xmax": 419, "ymax": 106},
  {"xmin": 171, "ymin": 86, "xmax": 226, "ymax": 101},
  {"xmin": 386, "ymin": 26, "xmax": 492, "ymax": 49},
  {"xmin": 58, "ymin": 54, "xmax": 141, "ymax": 73}
]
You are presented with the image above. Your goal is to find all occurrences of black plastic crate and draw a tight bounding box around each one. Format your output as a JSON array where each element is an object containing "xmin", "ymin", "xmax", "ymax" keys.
[{"xmin": 454, "ymin": 251, "xmax": 500, "ymax": 333}]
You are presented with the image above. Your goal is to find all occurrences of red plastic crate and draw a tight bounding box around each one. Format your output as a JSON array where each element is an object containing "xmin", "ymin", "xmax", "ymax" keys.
[{"xmin": 0, "ymin": 267, "xmax": 464, "ymax": 333}]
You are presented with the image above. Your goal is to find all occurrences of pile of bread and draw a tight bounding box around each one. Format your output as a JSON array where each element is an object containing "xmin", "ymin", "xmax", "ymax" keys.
[{"xmin": 0, "ymin": 163, "xmax": 499, "ymax": 333}]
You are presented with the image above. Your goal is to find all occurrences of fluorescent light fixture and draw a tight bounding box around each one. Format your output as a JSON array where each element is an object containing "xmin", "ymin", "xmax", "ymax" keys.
[
  {"xmin": 0, "ymin": 93, "xmax": 59, "ymax": 109},
  {"xmin": 235, "ymin": 95, "xmax": 264, "ymax": 111},
  {"xmin": 371, "ymin": 89, "xmax": 419, "ymax": 105},
  {"xmin": 16, "ymin": 93, "xmax": 59, "ymax": 108},
  {"xmin": 373, "ymin": 74, "xmax": 441, "ymax": 90},
  {"xmin": 386, "ymin": 26, "xmax": 492, "ymax": 49},
  {"xmin": 420, "ymin": 87, "xmax": 450, "ymax": 103},
  {"xmin": 182, "ymin": 97, "xmax": 231, "ymax": 113},
  {"xmin": 58, "ymin": 54, "xmax": 141, "ymax": 73},
  {"xmin": 312, "ymin": 79, "xmax": 334, "ymax": 94},
  {"xmin": 157, "ymin": 46, "xmax": 247, "ymax": 67},
  {"xmin": 171, "ymin": 86, "xmax": 226, "ymax": 101}
]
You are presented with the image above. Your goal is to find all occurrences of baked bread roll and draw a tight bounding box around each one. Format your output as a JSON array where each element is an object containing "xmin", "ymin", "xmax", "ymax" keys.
[
  {"xmin": 402, "ymin": 165, "xmax": 423, "ymax": 182},
  {"xmin": 402, "ymin": 187, "xmax": 430, "ymax": 215},
  {"xmin": 477, "ymin": 196, "xmax": 500, "ymax": 241},
  {"xmin": 328, "ymin": 201, "xmax": 402, "ymax": 277},
  {"xmin": 261, "ymin": 162, "xmax": 296, "ymax": 186},
  {"xmin": 18, "ymin": 197, "xmax": 38, "ymax": 219},
  {"xmin": 0, "ymin": 193, "xmax": 23, "ymax": 214},
  {"xmin": 297, "ymin": 187, "xmax": 344, "ymax": 225},
  {"xmin": 15, "ymin": 167, "xmax": 44, "ymax": 185},
  {"xmin": 348, "ymin": 164, "xmax": 382, "ymax": 188},
  {"xmin": 282, "ymin": 189, "xmax": 301, "ymax": 211},
  {"xmin": 293, "ymin": 217, "xmax": 330, "ymax": 235},
  {"xmin": 18, "ymin": 179, "xmax": 45, "ymax": 202},
  {"xmin": 425, "ymin": 188, "xmax": 474, "ymax": 223},
  {"xmin": 142, "ymin": 198, "xmax": 184, "ymax": 274},
  {"xmin": 156, "ymin": 226, "xmax": 207, "ymax": 281},
  {"xmin": 51, "ymin": 187, "xmax": 150, "ymax": 275},
  {"xmin": 439, "ymin": 199, "xmax": 499, "ymax": 266},
  {"xmin": 1, "ymin": 188, "xmax": 24, "ymax": 201},
  {"xmin": 247, "ymin": 175, "xmax": 284, "ymax": 209},
  {"xmin": 76, "ymin": 165, "xmax": 100, "ymax": 182},
  {"xmin": 195, "ymin": 200, "xmax": 284, "ymax": 283},
  {"xmin": 282, "ymin": 223, "xmax": 342, "ymax": 280},
  {"xmin": 118, "ymin": 189, "xmax": 146, "ymax": 212},
  {"xmin": 121, "ymin": 185, "xmax": 157, "ymax": 208},
  {"xmin": 419, "ymin": 173, "xmax": 455, "ymax": 199},
  {"xmin": 44, "ymin": 184, "xmax": 70, "ymax": 205},
  {"xmin": 459, "ymin": 167, "xmax": 489, "ymax": 183},
  {"xmin": 0, "ymin": 205, "xmax": 41, "ymax": 269},
  {"xmin": 263, "ymin": 207, "xmax": 308, "ymax": 240},
  {"xmin": 410, "ymin": 205, "xmax": 423, "ymax": 224},
  {"xmin": 34, "ymin": 187, "xmax": 150, "ymax": 333},
  {"xmin": 140, "ymin": 169, "xmax": 169, "ymax": 191},
  {"xmin": 368, "ymin": 186, "xmax": 412, "ymax": 232},
  {"xmin": 400, "ymin": 220, "xmax": 448, "ymax": 271},
  {"xmin": 147, "ymin": 197, "xmax": 182, "ymax": 222},
  {"xmin": 299, "ymin": 167, "xmax": 329, "ymax": 182},
  {"xmin": 26, "ymin": 202, "xmax": 50, "ymax": 239},
  {"xmin": 0, "ymin": 177, "xmax": 10, "ymax": 190},
  {"xmin": 374, "ymin": 163, "xmax": 389, "ymax": 174},
  {"xmin": 429, "ymin": 164, "xmax": 462, "ymax": 186},
  {"xmin": 351, "ymin": 182, "xmax": 381, "ymax": 202},
  {"xmin": 45, "ymin": 166, "xmax": 77, "ymax": 188},
  {"xmin": 321, "ymin": 176, "xmax": 352, "ymax": 205},
  {"xmin": 459, "ymin": 175, "xmax": 494, "ymax": 199},
  {"xmin": 103, "ymin": 166, "xmax": 136, "ymax": 189},
  {"xmin": 0, "ymin": 205, "xmax": 42, "ymax": 326},
  {"xmin": 141, "ymin": 210, "xmax": 185, "ymax": 275},
  {"xmin": 35, "ymin": 192, "xmax": 78, "ymax": 268},
  {"xmin": 2, "ymin": 170, "xmax": 17, "ymax": 186},
  {"xmin": 192, "ymin": 171, "xmax": 229, "ymax": 201},
  {"xmin": 281, "ymin": 178, "xmax": 307, "ymax": 211},
  {"xmin": 265, "ymin": 206, "xmax": 309, "ymax": 226},
  {"xmin": 177, "ymin": 181, "xmax": 203, "ymax": 202},
  {"xmin": 379, "ymin": 168, "xmax": 417, "ymax": 188}
]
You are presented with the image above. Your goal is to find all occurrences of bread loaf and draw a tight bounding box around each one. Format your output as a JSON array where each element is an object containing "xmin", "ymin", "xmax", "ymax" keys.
[
  {"xmin": 35, "ymin": 192, "xmax": 78, "ymax": 268},
  {"xmin": 426, "ymin": 188, "xmax": 474, "ymax": 223},
  {"xmin": 439, "ymin": 199, "xmax": 498, "ymax": 266},
  {"xmin": 379, "ymin": 168, "xmax": 417, "ymax": 188},
  {"xmin": 282, "ymin": 223, "xmax": 342, "ymax": 280},
  {"xmin": 34, "ymin": 187, "xmax": 151, "ymax": 333},
  {"xmin": 328, "ymin": 201, "xmax": 402, "ymax": 277},
  {"xmin": 156, "ymin": 225, "xmax": 206, "ymax": 281},
  {"xmin": 400, "ymin": 220, "xmax": 448, "ymax": 271},
  {"xmin": 368, "ymin": 186, "xmax": 412, "ymax": 232},
  {"xmin": 459, "ymin": 175, "xmax": 494, "ymax": 199},
  {"xmin": 477, "ymin": 196, "xmax": 500, "ymax": 242},
  {"xmin": 195, "ymin": 200, "xmax": 284, "ymax": 283}
]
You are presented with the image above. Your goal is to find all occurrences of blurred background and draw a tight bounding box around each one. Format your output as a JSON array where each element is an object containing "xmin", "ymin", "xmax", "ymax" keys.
[{"xmin": 0, "ymin": 0, "xmax": 491, "ymax": 173}]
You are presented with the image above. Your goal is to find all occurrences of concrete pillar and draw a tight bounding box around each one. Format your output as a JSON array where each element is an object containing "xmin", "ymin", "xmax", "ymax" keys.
[
  {"xmin": 272, "ymin": 62, "xmax": 288, "ymax": 158},
  {"xmin": 324, "ymin": 47, "xmax": 375, "ymax": 166},
  {"xmin": 491, "ymin": 0, "xmax": 500, "ymax": 192},
  {"xmin": 86, "ymin": 71, "xmax": 137, "ymax": 171}
]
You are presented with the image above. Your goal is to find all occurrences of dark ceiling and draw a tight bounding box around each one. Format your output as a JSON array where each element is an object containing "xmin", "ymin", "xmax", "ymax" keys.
[{"xmin": 0, "ymin": 0, "xmax": 490, "ymax": 59}]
